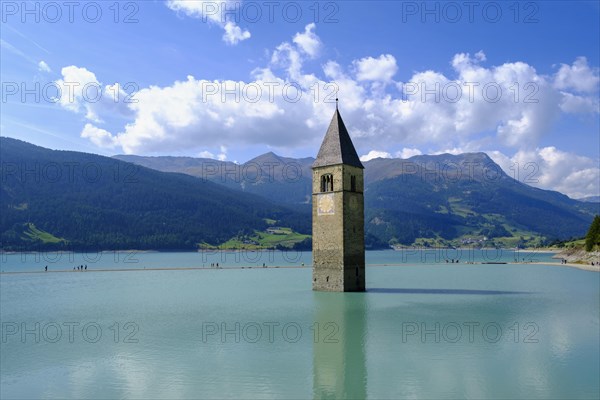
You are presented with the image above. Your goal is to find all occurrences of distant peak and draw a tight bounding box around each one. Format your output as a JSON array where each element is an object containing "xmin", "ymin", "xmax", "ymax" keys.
[{"xmin": 247, "ymin": 151, "xmax": 283, "ymax": 164}]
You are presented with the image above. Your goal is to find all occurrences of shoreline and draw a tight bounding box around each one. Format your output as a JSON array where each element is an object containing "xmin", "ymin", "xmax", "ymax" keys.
[
  {"xmin": 1, "ymin": 247, "xmax": 560, "ymax": 255},
  {"xmin": 529, "ymin": 261, "xmax": 600, "ymax": 272},
  {"xmin": 0, "ymin": 265, "xmax": 305, "ymax": 275},
  {"xmin": 2, "ymin": 261, "xmax": 598, "ymax": 275}
]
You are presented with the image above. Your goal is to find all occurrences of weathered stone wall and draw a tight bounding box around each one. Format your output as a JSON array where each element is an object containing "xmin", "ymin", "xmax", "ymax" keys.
[{"xmin": 312, "ymin": 165, "xmax": 365, "ymax": 292}]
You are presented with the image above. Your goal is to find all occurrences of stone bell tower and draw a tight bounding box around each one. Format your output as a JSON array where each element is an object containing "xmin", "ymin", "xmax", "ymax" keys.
[{"xmin": 312, "ymin": 102, "xmax": 365, "ymax": 292}]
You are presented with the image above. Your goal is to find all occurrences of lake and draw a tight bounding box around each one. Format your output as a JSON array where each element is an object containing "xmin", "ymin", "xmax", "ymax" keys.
[{"xmin": 1, "ymin": 250, "xmax": 598, "ymax": 399}]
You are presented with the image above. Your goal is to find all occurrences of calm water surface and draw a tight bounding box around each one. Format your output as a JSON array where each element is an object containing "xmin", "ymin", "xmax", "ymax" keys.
[{"xmin": 1, "ymin": 250, "xmax": 598, "ymax": 399}]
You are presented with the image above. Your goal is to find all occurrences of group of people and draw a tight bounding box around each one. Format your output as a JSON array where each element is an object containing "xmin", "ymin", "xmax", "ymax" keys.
[
  {"xmin": 445, "ymin": 259, "xmax": 460, "ymax": 263},
  {"xmin": 44, "ymin": 265, "xmax": 88, "ymax": 271},
  {"xmin": 560, "ymin": 259, "xmax": 598, "ymax": 266}
]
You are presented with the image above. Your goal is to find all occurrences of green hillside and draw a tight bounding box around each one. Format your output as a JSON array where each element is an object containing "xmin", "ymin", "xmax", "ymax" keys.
[
  {"xmin": 364, "ymin": 153, "xmax": 598, "ymax": 246},
  {"xmin": 3, "ymin": 222, "xmax": 67, "ymax": 246},
  {"xmin": 0, "ymin": 138, "xmax": 309, "ymax": 251},
  {"xmin": 208, "ymin": 228, "xmax": 310, "ymax": 250}
]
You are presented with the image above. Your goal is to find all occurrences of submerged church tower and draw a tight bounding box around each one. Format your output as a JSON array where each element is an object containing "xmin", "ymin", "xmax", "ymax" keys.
[{"xmin": 312, "ymin": 103, "xmax": 365, "ymax": 292}]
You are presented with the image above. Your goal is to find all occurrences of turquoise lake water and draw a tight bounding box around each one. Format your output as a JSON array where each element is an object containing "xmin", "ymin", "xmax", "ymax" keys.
[{"xmin": 1, "ymin": 250, "xmax": 598, "ymax": 399}]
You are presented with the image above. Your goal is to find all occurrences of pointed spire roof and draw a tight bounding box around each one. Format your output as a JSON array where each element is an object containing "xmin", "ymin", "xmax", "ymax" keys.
[{"xmin": 313, "ymin": 108, "xmax": 364, "ymax": 169}]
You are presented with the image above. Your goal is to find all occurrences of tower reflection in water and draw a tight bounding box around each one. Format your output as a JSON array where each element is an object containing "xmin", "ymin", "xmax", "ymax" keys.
[{"xmin": 312, "ymin": 292, "xmax": 368, "ymax": 399}]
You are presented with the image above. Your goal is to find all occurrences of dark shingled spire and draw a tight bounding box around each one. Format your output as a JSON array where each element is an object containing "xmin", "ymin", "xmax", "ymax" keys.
[{"xmin": 313, "ymin": 108, "xmax": 364, "ymax": 169}]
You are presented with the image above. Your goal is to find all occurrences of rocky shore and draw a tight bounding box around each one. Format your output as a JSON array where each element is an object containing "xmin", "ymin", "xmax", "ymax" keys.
[{"xmin": 553, "ymin": 248, "xmax": 600, "ymax": 271}]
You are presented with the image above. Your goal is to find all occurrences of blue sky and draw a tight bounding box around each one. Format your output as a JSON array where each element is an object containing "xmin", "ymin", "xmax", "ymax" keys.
[{"xmin": 1, "ymin": 1, "xmax": 599, "ymax": 198}]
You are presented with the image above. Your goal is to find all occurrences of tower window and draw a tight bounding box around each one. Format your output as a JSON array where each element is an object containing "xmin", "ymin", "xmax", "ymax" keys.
[
  {"xmin": 320, "ymin": 174, "xmax": 333, "ymax": 192},
  {"xmin": 351, "ymin": 175, "xmax": 356, "ymax": 192}
]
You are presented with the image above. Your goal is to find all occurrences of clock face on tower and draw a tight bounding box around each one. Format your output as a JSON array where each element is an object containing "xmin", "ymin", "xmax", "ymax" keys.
[{"xmin": 317, "ymin": 193, "xmax": 335, "ymax": 215}]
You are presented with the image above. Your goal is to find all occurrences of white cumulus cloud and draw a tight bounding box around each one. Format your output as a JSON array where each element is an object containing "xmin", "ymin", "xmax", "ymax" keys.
[
  {"xmin": 396, "ymin": 148, "xmax": 422, "ymax": 159},
  {"xmin": 360, "ymin": 150, "xmax": 392, "ymax": 161},
  {"xmin": 354, "ymin": 54, "xmax": 398, "ymax": 82},
  {"xmin": 166, "ymin": 0, "xmax": 251, "ymax": 45},
  {"xmin": 54, "ymin": 66, "xmax": 132, "ymax": 123},
  {"xmin": 293, "ymin": 23, "xmax": 322, "ymax": 58},
  {"xmin": 198, "ymin": 145, "xmax": 227, "ymax": 160},
  {"xmin": 223, "ymin": 21, "xmax": 251, "ymax": 45},
  {"xmin": 554, "ymin": 57, "xmax": 600, "ymax": 93},
  {"xmin": 66, "ymin": 24, "xmax": 599, "ymax": 197},
  {"xmin": 81, "ymin": 123, "xmax": 118, "ymax": 148},
  {"xmin": 199, "ymin": 151, "xmax": 215, "ymax": 159},
  {"xmin": 217, "ymin": 145, "xmax": 227, "ymax": 161},
  {"xmin": 488, "ymin": 147, "xmax": 600, "ymax": 199}
]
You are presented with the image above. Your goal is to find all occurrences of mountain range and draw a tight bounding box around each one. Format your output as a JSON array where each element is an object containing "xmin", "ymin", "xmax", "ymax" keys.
[
  {"xmin": 0, "ymin": 138, "xmax": 309, "ymax": 251},
  {"xmin": 1, "ymin": 137, "xmax": 597, "ymax": 251},
  {"xmin": 117, "ymin": 152, "xmax": 315, "ymax": 210},
  {"xmin": 115, "ymin": 151, "xmax": 599, "ymax": 248},
  {"xmin": 578, "ymin": 196, "xmax": 600, "ymax": 203}
]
